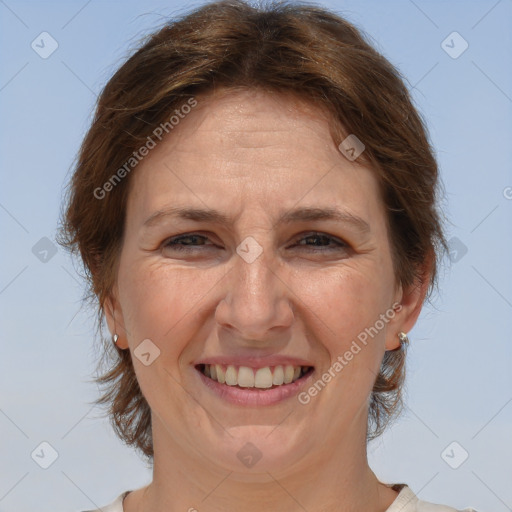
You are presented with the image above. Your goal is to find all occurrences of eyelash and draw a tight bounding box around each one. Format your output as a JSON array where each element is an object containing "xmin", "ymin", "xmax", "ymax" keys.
[{"xmin": 162, "ymin": 232, "xmax": 348, "ymax": 253}]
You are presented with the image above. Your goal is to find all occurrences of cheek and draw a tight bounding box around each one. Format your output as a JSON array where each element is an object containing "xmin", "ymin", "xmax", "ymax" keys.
[
  {"xmin": 288, "ymin": 265, "xmax": 393, "ymax": 421},
  {"xmin": 297, "ymin": 264, "xmax": 394, "ymax": 406},
  {"xmin": 301, "ymin": 264, "xmax": 392, "ymax": 347},
  {"xmin": 118, "ymin": 258, "xmax": 223, "ymax": 358},
  {"xmin": 116, "ymin": 262, "xmax": 211, "ymax": 410}
]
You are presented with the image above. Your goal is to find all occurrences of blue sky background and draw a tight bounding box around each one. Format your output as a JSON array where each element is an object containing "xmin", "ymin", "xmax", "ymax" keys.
[{"xmin": 0, "ymin": 1, "xmax": 511, "ymax": 511}]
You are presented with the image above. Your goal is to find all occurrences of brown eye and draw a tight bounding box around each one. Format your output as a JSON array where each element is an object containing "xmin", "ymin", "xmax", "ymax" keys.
[
  {"xmin": 162, "ymin": 233, "xmax": 215, "ymax": 252},
  {"xmin": 293, "ymin": 232, "xmax": 348, "ymax": 251}
]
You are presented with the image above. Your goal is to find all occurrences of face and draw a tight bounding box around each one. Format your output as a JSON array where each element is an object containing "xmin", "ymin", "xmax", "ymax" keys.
[{"xmin": 108, "ymin": 88, "xmax": 418, "ymax": 477}]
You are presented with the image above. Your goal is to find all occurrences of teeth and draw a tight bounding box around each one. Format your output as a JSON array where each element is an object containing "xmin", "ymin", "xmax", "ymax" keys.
[
  {"xmin": 283, "ymin": 365, "xmax": 295, "ymax": 384},
  {"xmin": 254, "ymin": 367, "xmax": 273, "ymax": 388},
  {"xmin": 225, "ymin": 365, "xmax": 237, "ymax": 386},
  {"xmin": 272, "ymin": 365, "xmax": 284, "ymax": 385},
  {"xmin": 201, "ymin": 364, "xmax": 310, "ymax": 388},
  {"xmin": 238, "ymin": 366, "xmax": 254, "ymax": 387},
  {"xmin": 216, "ymin": 365, "xmax": 226, "ymax": 384}
]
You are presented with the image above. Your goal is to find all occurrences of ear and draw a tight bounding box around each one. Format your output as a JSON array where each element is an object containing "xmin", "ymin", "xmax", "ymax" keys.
[
  {"xmin": 104, "ymin": 285, "xmax": 129, "ymax": 350},
  {"xmin": 385, "ymin": 250, "xmax": 433, "ymax": 351}
]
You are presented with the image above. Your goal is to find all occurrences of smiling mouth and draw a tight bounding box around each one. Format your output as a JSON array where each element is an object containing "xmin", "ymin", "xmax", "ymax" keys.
[{"xmin": 195, "ymin": 364, "xmax": 314, "ymax": 390}]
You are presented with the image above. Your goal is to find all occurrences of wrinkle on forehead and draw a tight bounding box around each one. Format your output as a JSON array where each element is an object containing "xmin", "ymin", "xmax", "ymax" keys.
[
  {"xmin": 171, "ymin": 87, "xmax": 336, "ymax": 146},
  {"xmin": 146, "ymin": 89, "xmax": 342, "ymax": 176}
]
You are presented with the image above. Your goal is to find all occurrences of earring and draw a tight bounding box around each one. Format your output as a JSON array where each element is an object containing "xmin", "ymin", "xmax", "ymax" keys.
[
  {"xmin": 113, "ymin": 334, "xmax": 119, "ymax": 344},
  {"xmin": 398, "ymin": 331, "xmax": 409, "ymax": 347}
]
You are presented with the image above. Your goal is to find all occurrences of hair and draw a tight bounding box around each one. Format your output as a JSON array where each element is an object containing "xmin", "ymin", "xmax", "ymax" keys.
[{"xmin": 58, "ymin": 0, "xmax": 448, "ymax": 462}]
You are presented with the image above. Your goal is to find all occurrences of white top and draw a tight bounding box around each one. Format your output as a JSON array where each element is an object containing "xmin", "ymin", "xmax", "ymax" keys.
[{"xmin": 81, "ymin": 484, "xmax": 480, "ymax": 512}]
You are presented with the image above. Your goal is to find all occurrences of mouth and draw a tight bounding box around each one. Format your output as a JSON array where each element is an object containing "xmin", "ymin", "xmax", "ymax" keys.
[{"xmin": 195, "ymin": 363, "xmax": 314, "ymax": 390}]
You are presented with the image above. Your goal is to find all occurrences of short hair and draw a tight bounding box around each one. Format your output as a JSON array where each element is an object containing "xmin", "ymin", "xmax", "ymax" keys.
[{"xmin": 58, "ymin": 0, "xmax": 447, "ymax": 462}]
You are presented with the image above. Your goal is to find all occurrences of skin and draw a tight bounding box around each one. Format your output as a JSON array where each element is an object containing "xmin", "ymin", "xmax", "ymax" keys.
[{"xmin": 105, "ymin": 87, "xmax": 430, "ymax": 512}]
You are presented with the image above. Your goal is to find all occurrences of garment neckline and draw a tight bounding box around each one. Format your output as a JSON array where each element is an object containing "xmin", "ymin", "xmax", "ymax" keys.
[
  {"xmin": 119, "ymin": 484, "xmax": 415, "ymax": 511},
  {"xmin": 385, "ymin": 484, "xmax": 418, "ymax": 511}
]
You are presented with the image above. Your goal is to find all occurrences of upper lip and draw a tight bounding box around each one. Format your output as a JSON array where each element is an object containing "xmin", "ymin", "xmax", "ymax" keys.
[{"xmin": 194, "ymin": 355, "xmax": 314, "ymax": 368}]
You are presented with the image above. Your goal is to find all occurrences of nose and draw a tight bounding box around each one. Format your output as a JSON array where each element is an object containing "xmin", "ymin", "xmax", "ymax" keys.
[{"xmin": 215, "ymin": 244, "xmax": 295, "ymax": 344}]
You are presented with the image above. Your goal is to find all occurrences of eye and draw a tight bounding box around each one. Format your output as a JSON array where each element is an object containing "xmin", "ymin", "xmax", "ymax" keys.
[
  {"xmin": 162, "ymin": 233, "xmax": 214, "ymax": 252},
  {"xmin": 161, "ymin": 232, "xmax": 348, "ymax": 253},
  {"xmin": 292, "ymin": 232, "xmax": 348, "ymax": 251}
]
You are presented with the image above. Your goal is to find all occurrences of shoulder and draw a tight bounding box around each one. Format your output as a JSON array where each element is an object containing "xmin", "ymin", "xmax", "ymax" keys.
[
  {"xmin": 387, "ymin": 484, "xmax": 481, "ymax": 512},
  {"xmin": 79, "ymin": 491, "xmax": 130, "ymax": 512}
]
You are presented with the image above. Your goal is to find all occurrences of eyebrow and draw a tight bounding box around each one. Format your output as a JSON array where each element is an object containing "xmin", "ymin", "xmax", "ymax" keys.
[{"xmin": 143, "ymin": 205, "xmax": 371, "ymax": 233}]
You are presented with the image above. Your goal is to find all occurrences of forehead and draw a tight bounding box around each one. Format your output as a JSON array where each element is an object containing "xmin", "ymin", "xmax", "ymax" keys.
[
  {"xmin": 189, "ymin": 88, "xmax": 334, "ymax": 142},
  {"xmin": 127, "ymin": 88, "xmax": 384, "ymax": 227}
]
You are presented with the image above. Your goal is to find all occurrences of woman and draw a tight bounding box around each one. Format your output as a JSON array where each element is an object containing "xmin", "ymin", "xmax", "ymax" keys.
[{"xmin": 59, "ymin": 1, "xmax": 480, "ymax": 511}]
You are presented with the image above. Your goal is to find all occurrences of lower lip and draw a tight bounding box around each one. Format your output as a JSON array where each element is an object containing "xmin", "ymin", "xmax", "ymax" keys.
[{"xmin": 195, "ymin": 367, "xmax": 315, "ymax": 406}]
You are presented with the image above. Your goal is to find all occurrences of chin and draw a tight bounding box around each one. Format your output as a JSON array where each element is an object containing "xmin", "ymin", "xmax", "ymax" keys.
[{"xmin": 201, "ymin": 424, "xmax": 312, "ymax": 476}]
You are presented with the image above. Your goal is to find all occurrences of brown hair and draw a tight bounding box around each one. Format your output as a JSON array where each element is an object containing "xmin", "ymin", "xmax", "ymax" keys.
[{"xmin": 58, "ymin": 0, "xmax": 447, "ymax": 462}]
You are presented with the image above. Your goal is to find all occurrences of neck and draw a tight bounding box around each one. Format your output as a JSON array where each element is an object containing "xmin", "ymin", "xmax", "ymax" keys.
[{"xmin": 129, "ymin": 414, "xmax": 398, "ymax": 512}]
